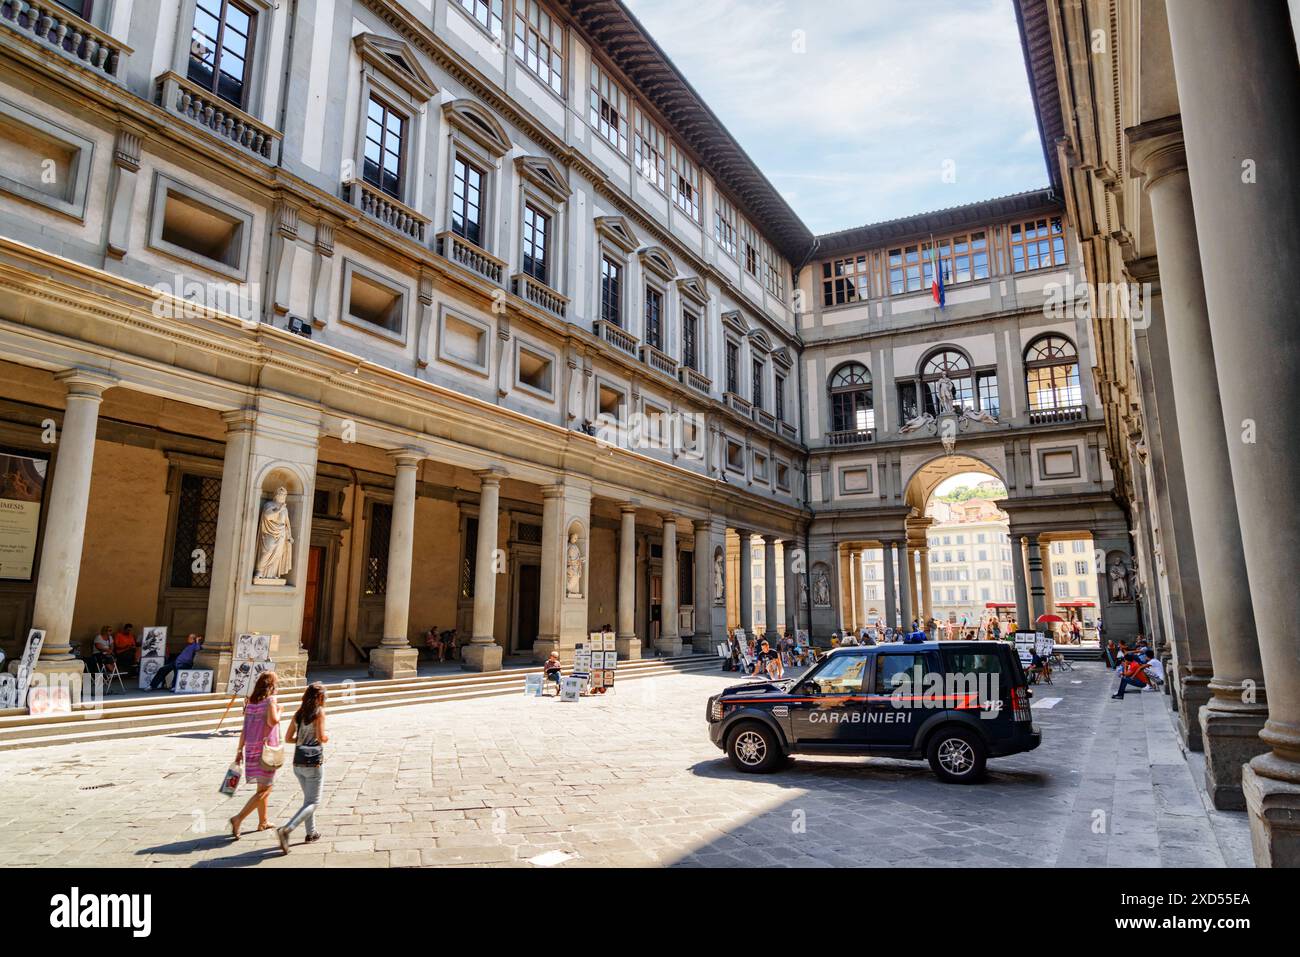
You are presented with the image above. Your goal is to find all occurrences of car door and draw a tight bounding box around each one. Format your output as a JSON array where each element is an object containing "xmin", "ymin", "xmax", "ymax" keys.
[
  {"xmin": 862, "ymin": 651, "xmax": 936, "ymax": 750},
  {"xmin": 787, "ymin": 652, "xmax": 873, "ymax": 746}
]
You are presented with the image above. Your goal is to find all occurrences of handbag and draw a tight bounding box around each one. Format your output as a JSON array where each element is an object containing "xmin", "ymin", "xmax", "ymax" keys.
[
  {"xmin": 259, "ymin": 717, "xmax": 285, "ymax": 770},
  {"xmin": 292, "ymin": 716, "xmax": 324, "ymax": 767}
]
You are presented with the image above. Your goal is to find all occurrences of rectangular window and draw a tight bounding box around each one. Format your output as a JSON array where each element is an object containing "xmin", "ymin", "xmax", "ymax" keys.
[
  {"xmin": 170, "ymin": 473, "xmax": 221, "ymax": 588},
  {"xmin": 670, "ymin": 144, "xmax": 700, "ymax": 222},
  {"xmin": 763, "ymin": 240, "xmax": 784, "ymax": 300},
  {"xmin": 1075, "ymin": 561, "xmax": 1090, "ymax": 575},
  {"xmin": 451, "ymin": 155, "xmax": 485, "ymax": 247},
  {"xmin": 1010, "ymin": 217, "xmax": 1067, "ymax": 272},
  {"xmin": 725, "ymin": 341, "xmax": 739, "ymax": 395},
  {"xmin": 741, "ymin": 218, "xmax": 760, "ymax": 277},
  {"xmin": 751, "ymin": 359, "xmax": 764, "ymax": 408},
  {"xmin": 977, "ymin": 372, "xmax": 1000, "ymax": 418},
  {"xmin": 774, "ymin": 373, "xmax": 786, "ymax": 423},
  {"xmin": 644, "ymin": 285, "xmax": 663, "ymax": 350},
  {"xmin": 188, "ymin": 0, "xmax": 256, "ymax": 108},
  {"xmin": 363, "ymin": 96, "xmax": 405, "ymax": 199},
  {"xmin": 590, "ymin": 63, "xmax": 628, "ymax": 154},
  {"xmin": 600, "ymin": 255, "xmax": 622, "ymax": 326},
  {"xmin": 822, "ymin": 255, "xmax": 870, "ymax": 307},
  {"xmin": 513, "ymin": 0, "xmax": 563, "ymax": 95},
  {"xmin": 682, "ymin": 310, "xmax": 699, "ymax": 372},
  {"xmin": 714, "ymin": 192, "xmax": 737, "ymax": 257},
  {"xmin": 364, "ymin": 501, "xmax": 393, "ymax": 596},
  {"xmin": 521, "ymin": 203, "xmax": 550, "ymax": 284},
  {"xmin": 633, "ymin": 108, "xmax": 666, "ymax": 192},
  {"xmin": 458, "ymin": 0, "xmax": 503, "ymax": 37}
]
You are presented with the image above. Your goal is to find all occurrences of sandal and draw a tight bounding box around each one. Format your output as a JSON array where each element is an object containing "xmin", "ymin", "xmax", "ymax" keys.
[{"xmin": 229, "ymin": 816, "xmax": 241, "ymax": 840}]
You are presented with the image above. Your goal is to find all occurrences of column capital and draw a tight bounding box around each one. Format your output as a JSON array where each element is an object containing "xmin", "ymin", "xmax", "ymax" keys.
[
  {"xmin": 660, "ymin": 512, "xmax": 678, "ymax": 527},
  {"xmin": 220, "ymin": 407, "xmax": 258, "ymax": 433},
  {"xmin": 56, "ymin": 367, "xmax": 118, "ymax": 401},
  {"xmin": 475, "ymin": 467, "xmax": 506, "ymax": 487},
  {"xmin": 762, "ymin": 533, "xmax": 778, "ymax": 545},
  {"xmin": 735, "ymin": 528, "xmax": 753, "ymax": 541},
  {"xmin": 693, "ymin": 517, "xmax": 711, "ymax": 531},
  {"xmin": 389, "ymin": 447, "xmax": 427, "ymax": 469},
  {"xmin": 621, "ymin": 503, "xmax": 639, "ymax": 516},
  {"xmin": 1126, "ymin": 115, "xmax": 1187, "ymax": 190}
]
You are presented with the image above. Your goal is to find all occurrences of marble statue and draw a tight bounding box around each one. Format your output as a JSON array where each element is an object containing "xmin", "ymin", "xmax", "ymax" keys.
[
  {"xmin": 961, "ymin": 406, "xmax": 999, "ymax": 426},
  {"xmin": 713, "ymin": 550, "xmax": 725, "ymax": 604},
  {"xmin": 812, "ymin": 568, "xmax": 831, "ymax": 607},
  {"xmin": 1108, "ymin": 557, "xmax": 1131, "ymax": 602},
  {"xmin": 254, "ymin": 487, "xmax": 293, "ymax": 582},
  {"xmin": 565, "ymin": 531, "xmax": 584, "ymax": 597},
  {"xmin": 899, "ymin": 411, "xmax": 935, "ymax": 435},
  {"xmin": 937, "ymin": 373, "xmax": 956, "ymax": 415}
]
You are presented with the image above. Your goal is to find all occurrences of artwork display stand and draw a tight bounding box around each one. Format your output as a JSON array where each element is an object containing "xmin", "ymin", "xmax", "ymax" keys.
[{"xmin": 217, "ymin": 633, "xmax": 275, "ymax": 731}]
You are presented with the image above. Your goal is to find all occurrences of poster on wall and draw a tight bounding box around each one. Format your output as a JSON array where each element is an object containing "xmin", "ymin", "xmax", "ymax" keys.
[{"xmin": 0, "ymin": 450, "xmax": 48, "ymax": 582}]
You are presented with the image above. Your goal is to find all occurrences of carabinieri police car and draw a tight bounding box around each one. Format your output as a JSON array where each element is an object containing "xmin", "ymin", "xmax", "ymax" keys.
[{"xmin": 706, "ymin": 641, "xmax": 1040, "ymax": 783}]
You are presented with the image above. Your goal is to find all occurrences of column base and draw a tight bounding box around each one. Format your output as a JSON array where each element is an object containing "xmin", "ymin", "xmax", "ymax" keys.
[
  {"xmin": 461, "ymin": 642, "xmax": 504, "ymax": 672},
  {"xmin": 616, "ymin": 636, "xmax": 642, "ymax": 660},
  {"xmin": 275, "ymin": 649, "xmax": 310, "ymax": 689},
  {"xmin": 8, "ymin": 658, "xmax": 87, "ymax": 706},
  {"xmin": 1178, "ymin": 676, "xmax": 1211, "ymax": 751},
  {"xmin": 693, "ymin": 633, "xmax": 715, "ymax": 655},
  {"xmin": 654, "ymin": 636, "xmax": 683, "ymax": 657},
  {"xmin": 369, "ymin": 645, "xmax": 418, "ymax": 680},
  {"xmin": 1199, "ymin": 702, "xmax": 1270, "ymax": 811},
  {"xmin": 1244, "ymin": 756, "xmax": 1300, "ymax": 868}
]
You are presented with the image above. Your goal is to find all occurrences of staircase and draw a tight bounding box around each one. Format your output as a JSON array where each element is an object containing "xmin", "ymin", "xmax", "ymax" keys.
[{"xmin": 0, "ymin": 654, "xmax": 722, "ymax": 751}]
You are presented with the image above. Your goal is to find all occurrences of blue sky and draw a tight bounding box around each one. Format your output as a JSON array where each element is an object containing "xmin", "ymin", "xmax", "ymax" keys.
[{"xmin": 623, "ymin": 0, "xmax": 1049, "ymax": 235}]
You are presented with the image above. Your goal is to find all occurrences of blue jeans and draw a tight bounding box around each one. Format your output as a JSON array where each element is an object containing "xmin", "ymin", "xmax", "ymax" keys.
[
  {"xmin": 1114, "ymin": 677, "xmax": 1146, "ymax": 698},
  {"xmin": 283, "ymin": 765, "xmax": 324, "ymax": 837}
]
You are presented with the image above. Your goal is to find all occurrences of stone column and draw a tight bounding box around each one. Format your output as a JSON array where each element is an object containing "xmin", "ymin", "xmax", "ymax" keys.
[
  {"xmin": 782, "ymin": 538, "xmax": 801, "ymax": 636},
  {"xmin": 882, "ymin": 542, "xmax": 897, "ymax": 630},
  {"xmin": 1012, "ymin": 535, "xmax": 1030, "ymax": 630},
  {"xmin": 370, "ymin": 450, "xmax": 423, "ymax": 679},
  {"xmin": 617, "ymin": 505, "xmax": 641, "ymax": 660},
  {"xmin": 1026, "ymin": 534, "xmax": 1045, "ymax": 626},
  {"xmin": 763, "ymin": 535, "xmax": 780, "ymax": 643},
  {"xmin": 848, "ymin": 549, "xmax": 863, "ymax": 632},
  {"xmin": 461, "ymin": 471, "xmax": 504, "ymax": 672},
  {"xmin": 737, "ymin": 530, "xmax": 754, "ymax": 638},
  {"xmin": 1129, "ymin": 120, "xmax": 1269, "ymax": 805},
  {"xmin": 19, "ymin": 370, "xmax": 116, "ymax": 698},
  {"xmin": 1039, "ymin": 542, "xmax": 1055, "ymax": 617},
  {"xmin": 657, "ymin": 515, "xmax": 680, "ymax": 656},
  {"xmin": 1166, "ymin": 0, "xmax": 1300, "ymax": 863},
  {"xmin": 919, "ymin": 548, "xmax": 932, "ymax": 622},
  {"xmin": 897, "ymin": 541, "xmax": 913, "ymax": 628},
  {"xmin": 693, "ymin": 519, "xmax": 713, "ymax": 652}
]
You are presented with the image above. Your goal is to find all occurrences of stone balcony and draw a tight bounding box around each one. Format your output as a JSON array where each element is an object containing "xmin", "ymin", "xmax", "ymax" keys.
[
  {"xmin": 780, "ymin": 421, "xmax": 797, "ymax": 441},
  {"xmin": 1028, "ymin": 405, "xmax": 1087, "ymax": 426},
  {"xmin": 754, "ymin": 408, "xmax": 776, "ymax": 432},
  {"xmin": 725, "ymin": 392, "xmax": 752, "ymax": 417},
  {"xmin": 155, "ymin": 72, "xmax": 281, "ymax": 164},
  {"xmin": 679, "ymin": 366, "xmax": 711, "ymax": 395},
  {"xmin": 344, "ymin": 178, "xmax": 430, "ymax": 244},
  {"xmin": 511, "ymin": 272, "xmax": 567, "ymax": 319},
  {"xmin": 436, "ymin": 230, "xmax": 504, "ymax": 285},
  {"xmin": 827, "ymin": 428, "xmax": 875, "ymax": 447},
  {"xmin": 592, "ymin": 319, "xmax": 638, "ymax": 357},
  {"xmin": 640, "ymin": 342, "xmax": 678, "ymax": 378},
  {"xmin": 1, "ymin": 1, "xmax": 129, "ymax": 81}
]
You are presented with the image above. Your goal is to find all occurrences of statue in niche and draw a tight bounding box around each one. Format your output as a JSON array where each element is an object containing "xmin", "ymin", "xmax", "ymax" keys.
[
  {"xmin": 254, "ymin": 486, "xmax": 294, "ymax": 582},
  {"xmin": 812, "ymin": 568, "xmax": 832, "ymax": 608},
  {"xmin": 713, "ymin": 551, "xmax": 725, "ymax": 604},
  {"xmin": 1108, "ymin": 556, "xmax": 1132, "ymax": 603},
  {"xmin": 565, "ymin": 531, "xmax": 584, "ymax": 598}
]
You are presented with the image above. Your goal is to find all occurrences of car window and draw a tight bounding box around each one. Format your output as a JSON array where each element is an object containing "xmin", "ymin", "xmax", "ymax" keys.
[
  {"xmin": 805, "ymin": 655, "xmax": 869, "ymax": 695},
  {"xmin": 875, "ymin": 654, "xmax": 929, "ymax": 695},
  {"xmin": 943, "ymin": 652, "xmax": 1005, "ymax": 678}
]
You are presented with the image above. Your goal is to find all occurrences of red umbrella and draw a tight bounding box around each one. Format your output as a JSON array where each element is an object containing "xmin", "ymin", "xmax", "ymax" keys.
[{"xmin": 1037, "ymin": 614, "xmax": 1066, "ymax": 624}]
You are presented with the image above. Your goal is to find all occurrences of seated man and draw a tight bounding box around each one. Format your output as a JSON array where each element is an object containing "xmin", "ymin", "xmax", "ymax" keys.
[
  {"xmin": 1111, "ymin": 654, "xmax": 1150, "ymax": 699},
  {"xmin": 423, "ymin": 628, "xmax": 444, "ymax": 662},
  {"xmin": 151, "ymin": 634, "xmax": 204, "ymax": 691},
  {"xmin": 543, "ymin": 651, "xmax": 563, "ymax": 693},
  {"xmin": 92, "ymin": 626, "xmax": 115, "ymax": 674},
  {"xmin": 112, "ymin": 624, "xmax": 139, "ymax": 676},
  {"xmin": 752, "ymin": 639, "xmax": 778, "ymax": 677}
]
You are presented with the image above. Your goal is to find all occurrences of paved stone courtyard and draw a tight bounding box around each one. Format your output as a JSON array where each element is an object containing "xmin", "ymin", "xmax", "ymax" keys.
[{"xmin": 0, "ymin": 662, "xmax": 1252, "ymax": 868}]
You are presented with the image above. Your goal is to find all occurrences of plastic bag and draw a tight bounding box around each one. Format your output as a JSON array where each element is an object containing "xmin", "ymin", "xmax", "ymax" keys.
[{"xmin": 219, "ymin": 762, "xmax": 242, "ymax": 796}]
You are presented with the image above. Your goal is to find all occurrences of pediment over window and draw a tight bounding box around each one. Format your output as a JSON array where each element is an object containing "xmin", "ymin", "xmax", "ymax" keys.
[
  {"xmin": 594, "ymin": 215, "xmax": 640, "ymax": 253},
  {"xmin": 443, "ymin": 99, "xmax": 512, "ymax": 157},
  {"xmin": 720, "ymin": 309, "xmax": 749, "ymax": 336},
  {"xmin": 677, "ymin": 275, "xmax": 709, "ymax": 306},
  {"xmin": 771, "ymin": 346, "xmax": 793, "ymax": 369},
  {"xmin": 515, "ymin": 155, "xmax": 571, "ymax": 203},
  {"xmin": 354, "ymin": 34, "xmax": 438, "ymax": 101},
  {"xmin": 748, "ymin": 329, "xmax": 773, "ymax": 354},
  {"xmin": 638, "ymin": 245, "xmax": 677, "ymax": 280}
]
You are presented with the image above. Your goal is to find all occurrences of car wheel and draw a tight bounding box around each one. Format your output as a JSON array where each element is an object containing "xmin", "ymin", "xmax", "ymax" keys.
[
  {"xmin": 927, "ymin": 727, "xmax": 987, "ymax": 784},
  {"xmin": 726, "ymin": 722, "xmax": 782, "ymax": 774}
]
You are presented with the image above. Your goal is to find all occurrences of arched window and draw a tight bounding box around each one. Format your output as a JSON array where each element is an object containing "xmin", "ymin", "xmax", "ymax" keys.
[
  {"xmin": 921, "ymin": 349, "xmax": 973, "ymax": 413},
  {"xmin": 1025, "ymin": 335, "xmax": 1081, "ymax": 414},
  {"xmin": 896, "ymin": 346, "xmax": 999, "ymax": 425},
  {"xmin": 829, "ymin": 362, "xmax": 874, "ymax": 436}
]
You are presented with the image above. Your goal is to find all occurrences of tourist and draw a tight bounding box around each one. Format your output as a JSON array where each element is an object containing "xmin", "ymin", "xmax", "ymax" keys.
[
  {"xmin": 150, "ymin": 634, "xmax": 203, "ymax": 690},
  {"xmin": 276, "ymin": 682, "xmax": 328, "ymax": 854},
  {"xmin": 1111, "ymin": 655, "xmax": 1150, "ymax": 700},
  {"xmin": 92, "ymin": 626, "xmax": 115, "ymax": 674},
  {"xmin": 424, "ymin": 627, "xmax": 444, "ymax": 662},
  {"xmin": 753, "ymin": 639, "xmax": 779, "ymax": 677},
  {"xmin": 544, "ymin": 650, "xmax": 563, "ymax": 690},
  {"xmin": 112, "ymin": 624, "xmax": 139, "ymax": 676},
  {"xmin": 229, "ymin": 671, "xmax": 281, "ymax": 839}
]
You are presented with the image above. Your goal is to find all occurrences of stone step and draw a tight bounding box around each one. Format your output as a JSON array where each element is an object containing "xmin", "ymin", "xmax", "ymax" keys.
[{"xmin": 0, "ymin": 655, "xmax": 719, "ymax": 751}]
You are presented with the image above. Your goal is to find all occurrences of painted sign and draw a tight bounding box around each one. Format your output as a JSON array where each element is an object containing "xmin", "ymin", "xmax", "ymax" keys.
[{"xmin": 0, "ymin": 451, "xmax": 47, "ymax": 582}]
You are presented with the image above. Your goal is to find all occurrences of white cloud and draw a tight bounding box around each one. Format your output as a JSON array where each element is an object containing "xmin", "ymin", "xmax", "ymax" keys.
[{"xmin": 623, "ymin": 0, "xmax": 1049, "ymax": 233}]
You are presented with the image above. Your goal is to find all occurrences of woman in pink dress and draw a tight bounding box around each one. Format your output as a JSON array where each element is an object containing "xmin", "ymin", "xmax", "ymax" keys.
[{"xmin": 229, "ymin": 671, "xmax": 281, "ymax": 838}]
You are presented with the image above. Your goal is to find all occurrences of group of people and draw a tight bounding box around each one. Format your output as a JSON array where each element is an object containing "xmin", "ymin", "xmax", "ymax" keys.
[
  {"xmin": 1108, "ymin": 638, "xmax": 1164, "ymax": 699},
  {"xmin": 88, "ymin": 626, "xmax": 206, "ymax": 692},
  {"xmin": 229, "ymin": 671, "xmax": 330, "ymax": 855},
  {"xmin": 422, "ymin": 626, "xmax": 458, "ymax": 662},
  {"xmin": 721, "ymin": 632, "xmax": 814, "ymax": 678}
]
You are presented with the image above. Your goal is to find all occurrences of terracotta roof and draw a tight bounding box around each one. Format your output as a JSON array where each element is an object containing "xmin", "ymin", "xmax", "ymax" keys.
[{"xmin": 558, "ymin": 0, "xmax": 814, "ymax": 262}]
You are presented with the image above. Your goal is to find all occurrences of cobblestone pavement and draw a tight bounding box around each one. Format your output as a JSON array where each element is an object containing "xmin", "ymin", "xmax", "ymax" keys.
[{"xmin": 0, "ymin": 661, "xmax": 1253, "ymax": 868}]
